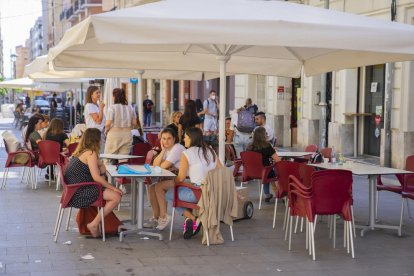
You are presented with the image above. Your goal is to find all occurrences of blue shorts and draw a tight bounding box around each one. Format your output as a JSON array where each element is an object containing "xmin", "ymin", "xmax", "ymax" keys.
[{"xmin": 165, "ymin": 186, "xmax": 198, "ymax": 213}]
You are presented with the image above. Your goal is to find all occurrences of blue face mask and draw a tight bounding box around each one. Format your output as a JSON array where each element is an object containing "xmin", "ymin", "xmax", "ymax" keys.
[{"xmin": 117, "ymin": 163, "xmax": 152, "ymax": 175}]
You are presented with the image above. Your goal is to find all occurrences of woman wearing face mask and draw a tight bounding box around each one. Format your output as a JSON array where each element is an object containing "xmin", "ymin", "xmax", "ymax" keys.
[
  {"xmin": 84, "ymin": 86, "xmax": 105, "ymax": 132},
  {"xmin": 198, "ymin": 90, "xmax": 219, "ymax": 136}
]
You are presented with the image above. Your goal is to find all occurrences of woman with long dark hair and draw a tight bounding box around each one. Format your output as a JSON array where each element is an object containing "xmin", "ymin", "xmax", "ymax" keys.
[
  {"xmin": 45, "ymin": 118, "xmax": 69, "ymax": 151},
  {"xmin": 177, "ymin": 100, "xmax": 201, "ymax": 143},
  {"xmin": 145, "ymin": 128, "xmax": 186, "ymax": 230},
  {"xmin": 167, "ymin": 127, "xmax": 221, "ymax": 239},
  {"xmin": 65, "ymin": 128, "xmax": 122, "ymax": 237},
  {"xmin": 25, "ymin": 115, "xmax": 44, "ymax": 151},
  {"xmin": 104, "ymin": 88, "xmax": 137, "ymax": 155},
  {"xmin": 246, "ymin": 127, "xmax": 280, "ymax": 202}
]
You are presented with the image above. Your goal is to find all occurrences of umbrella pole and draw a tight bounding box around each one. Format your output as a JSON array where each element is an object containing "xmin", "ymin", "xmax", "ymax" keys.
[
  {"xmin": 136, "ymin": 71, "xmax": 144, "ymax": 129},
  {"xmin": 217, "ymin": 56, "xmax": 229, "ymax": 164}
]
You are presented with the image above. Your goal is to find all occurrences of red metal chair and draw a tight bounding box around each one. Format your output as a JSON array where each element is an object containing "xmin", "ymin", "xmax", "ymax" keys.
[
  {"xmin": 240, "ymin": 151, "xmax": 277, "ymax": 210},
  {"xmin": 1, "ymin": 139, "xmax": 37, "ymax": 190},
  {"xmin": 67, "ymin": 142, "xmax": 79, "ymax": 156},
  {"xmin": 320, "ymin": 147, "xmax": 332, "ymax": 162},
  {"xmin": 130, "ymin": 143, "xmax": 153, "ymax": 165},
  {"xmin": 38, "ymin": 140, "xmax": 62, "ymax": 189},
  {"xmin": 272, "ymin": 161, "xmax": 301, "ymax": 229},
  {"xmin": 53, "ymin": 164, "xmax": 106, "ymax": 242},
  {"xmin": 146, "ymin": 133, "xmax": 161, "ymax": 149},
  {"xmin": 399, "ymin": 173, "xmax": 414, "ymax": 235},
  {"xmin": 376, "ymin": 155, "xmax": 414, "ymax": 220},
  {"xmin": 168, "ymin": 182, "xmax": 202, "ymax": 241},
  {"xmin": 288, "ymin": 170, "xmax": 354, "ymax": 260},
  {"xmin": 294, "ymin": 144, "xmax": 318, "ymax": 163}
]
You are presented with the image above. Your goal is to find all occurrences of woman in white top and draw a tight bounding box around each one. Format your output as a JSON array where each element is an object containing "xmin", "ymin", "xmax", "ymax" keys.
[
  {"xmin": 166, "ymin": 127, "xmax": 221, "ymax": 239},
  {"xmin": 104, "ymin": 88, "xmax": 137, "ymax": 155},
  {"xmin": 84, "ymin": 86, "xmax": 105, "ymax": 131},
  {"xmin": 146, "ymin": 128, "xmax": 186, "ymax": 229}
]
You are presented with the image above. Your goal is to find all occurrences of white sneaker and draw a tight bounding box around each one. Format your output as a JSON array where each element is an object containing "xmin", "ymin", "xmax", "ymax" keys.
[
  {"xmin": 143, "ymin": 217, "xmax": 158, "ymax": 228},
  {"xmin": 156, "ymin": 215, "xmax": 171, "ymax": 231}
]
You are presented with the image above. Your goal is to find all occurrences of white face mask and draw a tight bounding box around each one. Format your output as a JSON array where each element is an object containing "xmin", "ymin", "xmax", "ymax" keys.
[{"xmin": 211, "ymin": 95, "xmax": 216, "ymax": 100}]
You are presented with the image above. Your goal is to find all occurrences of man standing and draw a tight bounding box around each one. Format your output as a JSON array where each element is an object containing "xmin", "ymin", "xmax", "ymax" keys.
[
  {"xmin": 254, "ymin": 112, "xmax": 275, "ymax": 143},
  {"xmin": 143, "ymin": 94, "xmax": 154, "ymax": 127},
  {"xmin": 25, "ymin": 94, "xmax": 31, "ymax": 109},
  {"xmin": 50, "ymin": 93, "xmax": 58, "ymax": 119},
  {"xmin": 199, "ymin": 90, "xmax": 218, "ymax": 135}
]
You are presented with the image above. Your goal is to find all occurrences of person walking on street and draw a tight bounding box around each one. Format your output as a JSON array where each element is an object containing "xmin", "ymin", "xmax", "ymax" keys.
[
  {"xmin": 198, "ymin": 90, "xmax": 218, "ymax": 136},
  {"xmin": 50, "ymin": 93, "xmax": 58, "ymax": 119},
  {"xmin": 143, "ymin": 95, "xmax": 154, "ymax": 127},
  {"xmin": 25, "ymin": 95, "xmax": 31, "ymax": 109}
]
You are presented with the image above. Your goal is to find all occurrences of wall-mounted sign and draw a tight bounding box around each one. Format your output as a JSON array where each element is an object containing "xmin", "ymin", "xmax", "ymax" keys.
[
  {"xmin": 277, "ymin": 86, "xmax": 285, "ymax": 93},
  {"xmin": 130, "ymin": 78, "xmax": 138, "ymax": 84},
  {"xmin": 375, "ymin": 105, "xmax": 382, "ymax": 115},
  {"xmin": 370, "ymin": 82, "xmax": 378, "ymax": 93}
]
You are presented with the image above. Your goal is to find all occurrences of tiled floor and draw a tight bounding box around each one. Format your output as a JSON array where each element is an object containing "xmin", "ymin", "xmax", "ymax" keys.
[{"xmin": 0, "ymin": 117, "xmax": 413, "ymax": 276}]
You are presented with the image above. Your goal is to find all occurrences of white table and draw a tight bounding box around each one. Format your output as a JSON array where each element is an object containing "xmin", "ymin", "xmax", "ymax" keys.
[
  {"xmin": 309, "ymin": 162, "xmax": 412, "ymax": 236},
  {"xmin": 100, "ymin": 154, "xmax": 143, "ymax": 160},
  {"xmin": 106, "ymin": 165, "xmax": 175, "ymax": 241},
  {"xmin": 277, "ymin": 152, "xmax": 314, "ymax": 158}
]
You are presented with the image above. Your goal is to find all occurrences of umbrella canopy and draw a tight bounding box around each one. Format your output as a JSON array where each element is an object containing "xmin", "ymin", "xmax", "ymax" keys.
[
  {"xmin": 0, "ymin": 77, "xmax": 68, "ymax": 92},
  {"xmin": 48, "ymin": 0, "xmax": 414, "ymax": 162}
]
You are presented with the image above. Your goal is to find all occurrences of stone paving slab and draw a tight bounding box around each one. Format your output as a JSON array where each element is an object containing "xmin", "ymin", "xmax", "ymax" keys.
[{"xmin": 1, "ymin": 118, "xmax": 414, "ymax": 275}]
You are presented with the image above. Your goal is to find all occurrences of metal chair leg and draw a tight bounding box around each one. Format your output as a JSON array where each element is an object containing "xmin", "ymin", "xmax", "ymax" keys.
[
  {"xmin": 1, "ymin": 168, "xmax": 9, "ymax": 189},
  {"xmin": 169, "ymin": 207, "xmax": 175, "ymax": 241},
  {"xmin": 294, "ymin": 216, "xmax": 299, "ymax": 234},
  {"xmin": 375, "ymin": 190, "xmax": 379, "ymax": 220},
  {"xmin": 205, "ymin": 229, "xmax": 210, "ymax": 246},
  {"xmin": 348, "ymin": 221, "xmax": 355, "ymax": 258},
  {"xmin": 54, "ymin": 208, "xmax": 65, "ymax": 242},
  {"xmin": 65, "ymin": 208, "xmax": 72, "ymax": 231},
  {"xmin": 399, "ymin": 198, "xmax": 404, "ymax": 236},
  {"xmin": 53, "ymin": 204, "xmax": 63, "ymax": 236},
  {"xmin": 101, "ymin": 207, "xmax": 105, "ymax": 242},
  {"xmin": 282, "ymin": 198, "xmax": 289, "ymax": 230},
  {"xmin": 288, "ymin": 215, "xmax": 293, "ymax": 251},
  {"xmin": 258, "ymin": 183, "xmax": 263, "ymax": 210},
  {"xmin": 310, "ymin": 222, "xmax": 316, "ymax": 261},
  {"xmin": 230, "ymin": 225, "xmax": 234, "ymax": 241},
  {"xmin": 272, "ymin": 197, "xmax": 278, "ymax": 229},
  {"xmin": 351, "ymin": 205, "xmax": 356, "ymax": 238},
  {"xmin": 300, "ymin": 217, "xmax": 304, "ymax": 233}
]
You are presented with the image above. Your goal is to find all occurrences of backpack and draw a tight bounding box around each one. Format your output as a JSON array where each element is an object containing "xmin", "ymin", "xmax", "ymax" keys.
[
  {"xmin": 309, "ymin": 151, "xmax": 324, "ymax": 164},
  {"xmin": 76, "ymin": 207, "xmax": 122, "ymax": 235},
  {"xmin": 237, "ymin": 110, "xmax": 256, "ymax": 133}
]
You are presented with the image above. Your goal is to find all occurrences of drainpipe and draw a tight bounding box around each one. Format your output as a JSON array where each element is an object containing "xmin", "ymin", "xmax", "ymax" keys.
[
  {"xmin": 383, "ymin": 0, "xmax": 396, "ymax": 167},
  {"xmin": 318, "ymin": 0, "xmax": 329, "ymax": 149}
]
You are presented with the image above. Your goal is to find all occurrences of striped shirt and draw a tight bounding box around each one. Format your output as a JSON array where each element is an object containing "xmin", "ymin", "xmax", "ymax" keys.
[{"xmin": 106, "ymin": 104, "xmax": 136, "ymax": 128}]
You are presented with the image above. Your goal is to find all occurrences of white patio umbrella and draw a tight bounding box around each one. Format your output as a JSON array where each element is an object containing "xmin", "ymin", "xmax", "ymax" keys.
[
  {"xmin": 48, "ymin": 0, "xmax": 414, "ymax": 162},
  {"xmin": 0, "ymin": 77, "xmax": 69, "ymax": 92}
]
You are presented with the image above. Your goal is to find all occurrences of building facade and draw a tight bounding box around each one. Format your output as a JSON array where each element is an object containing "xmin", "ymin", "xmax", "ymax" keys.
[
  {"xmin": 15, "ymin": 41, "xmax": 30, "ymax": 78},
  {"xmin": 29, "ymin": 17, "xmax": 44, "ymax": 62}
]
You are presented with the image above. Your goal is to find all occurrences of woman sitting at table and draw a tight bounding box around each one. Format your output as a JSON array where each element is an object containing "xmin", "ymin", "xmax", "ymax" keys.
[
  {"xmin": 104, "ymin": 88, "xmax": 137, "ymax": 156},
  {"xmin": 44, "ymin": 118, "xmax": 69, "ymax": 152},
  {"xmin": 64, "ymin": 128, "xmax": 122, "ymax": 237},
  {"xmin": 145, "ymin": 128, "xmax": 186, "ymax": 230},
  {"xmin": 166, "ymin": 111, "xmax": 182, "ymax": 136},
  {"xmin": 166, "ymin": 127, "xmax": 221, "ymax": 239},
  {"xmin": 246, "ymin": 126, "xmax": 280, "ymax": 202},
  {"xmin": 25, "ymin": 115, "xmax": 45, "ymax": 151},
  {"xmin": 38, "ymin": 114, "xmax": 50, "ymax": 138}
]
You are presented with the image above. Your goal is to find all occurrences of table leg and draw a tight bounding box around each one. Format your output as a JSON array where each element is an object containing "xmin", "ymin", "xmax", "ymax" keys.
[
  {"xmin": 119, "ymin": 178, "xmax": 163, "ymax": 242},
  {"xmin": 131, "ymin": 178, "xmax": 137, "ymax": 225},
  {"xmin": 359, "ymin": 175, "xmax": 401, "ymax": 236},
  {"xmin": 354, "ymin": 116, "xmax": 358, "ymax": 158}
]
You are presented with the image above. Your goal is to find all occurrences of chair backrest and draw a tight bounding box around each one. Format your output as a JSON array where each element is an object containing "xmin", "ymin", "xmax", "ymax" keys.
[
  {"xmin": 146, "ymin": 133, "xmax": 160, "ymax": 148},
  {"xmin": 299, "ymin": 163, "xmax": 316, "ymax": 188},
  {"xmin": 406, "ymin": 155, "xmax": 414, "ymax": 172},
  {"xmin": 320, "ymin": 147, "xmax": 332, "ymax": 161},
  {"xmin": 311, "ymin": 170, "xmax": 353, "ymax": 217},
  {"xmin": 38, "ymin": 140, "xmax": 61, "ymax": 164},
  {"xmin": 275, "ymin": 161, "xmax": 301, "ymax": 198},
  {"xmin": 130, "ymin": 142, "xmax": 153, "ymax": 165},
  {"xmin": 305, "ymin": 144, "xmax": 318, "ymax": 152},
  {"xmin": 67, "ymin": 143, "xmax": 78, "ymax": 156},
  {"xmin": 240, "ymin": 151, "xmax": 264, "ymax": 180}
]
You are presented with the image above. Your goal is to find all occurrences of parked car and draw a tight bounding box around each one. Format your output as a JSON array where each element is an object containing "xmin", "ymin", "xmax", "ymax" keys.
[{"xmin": 33, "ymin": 99, "xmax": 50, "ymax": 114}]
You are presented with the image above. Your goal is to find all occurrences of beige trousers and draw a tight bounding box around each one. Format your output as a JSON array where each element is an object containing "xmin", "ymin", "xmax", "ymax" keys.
[{"xmin": 104, "ymin": 128, "xmax": 133, "ymax": 155}]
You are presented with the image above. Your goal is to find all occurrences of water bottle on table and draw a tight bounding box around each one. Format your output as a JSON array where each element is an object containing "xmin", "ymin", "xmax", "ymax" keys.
[{"xmin": 331, "ymin": 146, "xmax": 337, "ymax": 164}]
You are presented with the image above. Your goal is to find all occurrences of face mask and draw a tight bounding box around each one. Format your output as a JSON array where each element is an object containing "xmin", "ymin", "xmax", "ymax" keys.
[{"xmin": 211, "ymin": 95, "xmax": 216, "ymax": 100}]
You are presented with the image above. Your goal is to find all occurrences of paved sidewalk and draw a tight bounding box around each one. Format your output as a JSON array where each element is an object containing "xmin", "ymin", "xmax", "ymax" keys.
[{"xmin": 0, "ymin": 118, "xmax": 413, "ymax": 275}]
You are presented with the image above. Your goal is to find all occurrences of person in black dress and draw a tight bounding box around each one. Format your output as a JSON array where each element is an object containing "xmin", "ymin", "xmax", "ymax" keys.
[
  {"xmin": 178, "ymin": 100, "xmax": 201, "ymax": 144},
  {"xmin": 64, "ymin": 128, "xmax": 122, "ymax": 237},
  {"xmin": 166, "ymin": 111, "xmax": 182, "ymax": 136},
  {"xmin": 246, "ymin": 127, "xmax": 280, "ymax": 202}
]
